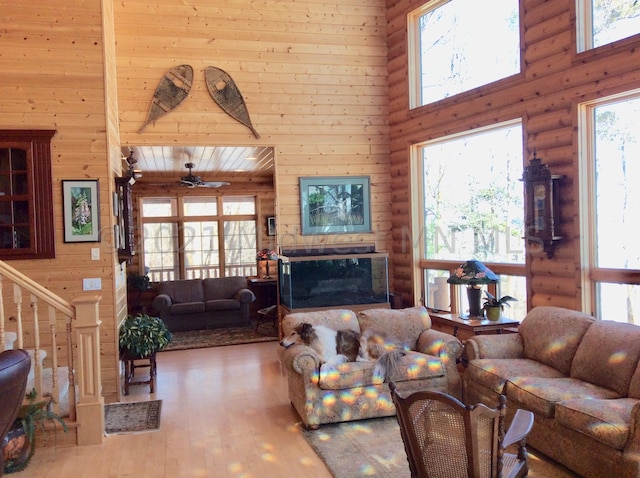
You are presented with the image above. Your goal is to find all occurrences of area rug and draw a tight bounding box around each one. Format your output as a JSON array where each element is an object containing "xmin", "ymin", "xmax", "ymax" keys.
[
  {"xmin": 104, "ymin": 400, "xmax": 162, "ymax": 435},
  {"xmin": 302, "ymin": 417, "xmax": 579, "ymax": 478},
  {"xmin": 161, "ymin": 322, "xmax": 278, "ymax": 351}
]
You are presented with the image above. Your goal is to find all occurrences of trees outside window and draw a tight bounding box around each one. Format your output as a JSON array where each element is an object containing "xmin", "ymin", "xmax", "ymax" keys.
[
  {"xmin": 415, "ymin": 120, "xmax": 526, "ymax": 318},
  {"xmin": 580, "ymin": 91, "xmax": 640, "ymax": 324},
  {"xmin": 576, "ymin": 0, "xmax": 640, "ymax": 53},
  {"xmin": 141, "ymin": 196, "xmax": 257, "ymax": 281},
  {"xmin": 408, "ymin": 0, "xmax": 520, "ymax": 107}
]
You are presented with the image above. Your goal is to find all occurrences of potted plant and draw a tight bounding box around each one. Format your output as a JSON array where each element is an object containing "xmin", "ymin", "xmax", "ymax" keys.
[
  {"xmin": 482, "ymin": 291, "xmax": 517, "ymax": 321},
  {"xmin": 2, "ymin": 388, "xmax": 68, "ymax": 474},
  {"xmin": 127, "ymin": 272, "xmax": 151, "ymax": 291},
  {"xmin": 119, "ymin": 313, "xmax": 172, "ymax": 359}
]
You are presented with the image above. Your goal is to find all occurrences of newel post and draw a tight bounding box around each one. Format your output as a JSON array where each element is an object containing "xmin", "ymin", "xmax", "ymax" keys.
[{"xmin": 71, "ymin": 294, "xmax": 104, "ymax": 445}]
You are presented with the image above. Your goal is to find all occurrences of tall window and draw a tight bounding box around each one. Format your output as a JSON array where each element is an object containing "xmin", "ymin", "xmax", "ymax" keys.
[
  {"xmin": 415, "ymin": 120, "xmax": 526, "ymax": 318},
  {"xmin": 408, "ymin": 0, "xmax": 520, "ymax": 108},
  {"xmin": 576, "ymin": 0, "xmax": 640, "ymax": 53},
  {"xmin": 580, "ymin": 91, "xmax": 640, "ymax": 324},
  {"xmin": 141, "ymin": 195, "xmax": 257, "ymax": 281}
]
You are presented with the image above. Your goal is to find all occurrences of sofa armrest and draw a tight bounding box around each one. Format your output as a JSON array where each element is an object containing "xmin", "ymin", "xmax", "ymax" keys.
[
  {"xmin": 416, "ymin": 328, "xmax": 463, "ymax": 361},
  {"xmin": 234, "ymin": 288, "xmax": 256, "ymax": 304},
  {"xmin": 626, "ymin": 402, "xmax": 640, "ymax": 456},
  {"xmin": 464, "ymin": 333, "xmax": 524, "ymax": 361},
  {"xmin": 152, "ymin": 294, "xmax": 172, "ymax": 316},
  {"xmin": 278, "ymin": 344, "xmax": 322, "ymax": 377},
  {"xmin": 416, "ymin": 328, "xmax": 463, "ymax": 399}
]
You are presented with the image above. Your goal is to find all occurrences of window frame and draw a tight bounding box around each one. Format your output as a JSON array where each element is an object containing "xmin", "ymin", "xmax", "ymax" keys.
[
  {"xmin": 574, "ymin": 0, "xmax": 640, "ymax": 59},
  {"xmin": 411, "ymin": 120, "xmax": 527, "ymax": 317},
  {"xmin": 139, "ymin": 194, "xmax": 258, "ymax": 281},
  {"xmin": 578, "ymin": 88, "xmax": 640, "ymax": 320},
  {"xmin": 407, "ymin": 0, "xmax": 523, "ymax": 110}
]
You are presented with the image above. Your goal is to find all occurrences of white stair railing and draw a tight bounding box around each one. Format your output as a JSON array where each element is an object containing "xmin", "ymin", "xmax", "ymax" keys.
[{"xmin": 0, "ymin": 260, "xmax": 103, "ymax": 446}]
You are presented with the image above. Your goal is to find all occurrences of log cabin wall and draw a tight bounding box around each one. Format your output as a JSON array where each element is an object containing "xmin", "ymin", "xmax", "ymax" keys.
[
  {"xmin": 386, "ymin": 0, "xmax": 640, "ymax": 311},
  {"xmin": 113, "ymin": 0, "xmax": 392, "ymax": 258},
  {"xmin": 0, "ymin": 2, "xmax": 123, "ymax": 402}
]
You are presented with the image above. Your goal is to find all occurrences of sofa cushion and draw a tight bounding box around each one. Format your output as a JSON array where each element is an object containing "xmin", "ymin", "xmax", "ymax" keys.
[
  {"xmin": 465, "ymin": 358, "xmax": 565, "ymax": 395},
  {"xmin": 282, "ymin": 309, "xmax": 361, "ymax": 336},
  {"xmin": 357, "ymin": 306, "xmax": 431, "ymax": 351},
  {"xmin": 203, "ymin": 276, "xmax": 249, "ymax": 300},
  {"xmin": 205, "ymin": 299, "xmax": 240, "ymax": 311},
  {"xmin": 505, "ymin": 377, "xmax": 621, "ymax": 418},
  {"xmin": 158, "ymin": 280, "xmax": 204, "ymax": 303},
  {"xmin": 170, "ymin": 301, "xmax": 205, "ymax": 315},
  {"xmin": 629, "ymin": 362, "xmax": 640, "ymax": 399},
  {"xmin": 518, "ymin": 306, "xmax": 595, "ymax": 375},
  {"xmin": 318, "ymin": 351, "xmax": 444, "ymax": 390},
  {"xmin": 570, "ymin": 320, "xmax": 640, "ymax": 396},
  {"xmin": 555, "ymin": 398, "xmax": 639, "ymax": 450}
]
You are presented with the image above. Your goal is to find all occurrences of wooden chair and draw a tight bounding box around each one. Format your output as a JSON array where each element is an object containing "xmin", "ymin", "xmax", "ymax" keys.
[
  {"xmin": 389, "ymin": 383, "xmax": 533, "ymax": 478},
  {"xmin": 0, "ymin": 350, "xmax": 31, "ymax": 477}
]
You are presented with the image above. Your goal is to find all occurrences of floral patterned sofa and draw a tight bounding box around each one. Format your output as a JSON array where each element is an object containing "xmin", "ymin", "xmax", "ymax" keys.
[
  {"xmin": 463, "ymin": 306, "xmax": 640, "ymax": 478},
  {"xmin": 277, "ymin": 306, "xmax": 463, "ymax": 429}
]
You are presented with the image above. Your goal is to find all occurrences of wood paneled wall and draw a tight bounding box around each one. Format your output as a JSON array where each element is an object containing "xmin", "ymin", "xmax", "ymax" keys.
[
  {"xmin": 4, "ymin": 0, "xmax": 638, "ymax": 403},
  {"xmin": 114, "ymin": 0, "xmax": 392, "ymax": 257},
  {"xmin": 0, "ymin": 1, "xmax": 122, "ymax": 402},
  {"xmin": 386, "ymin": 0, "xmax": 640, "ymax": 311}
]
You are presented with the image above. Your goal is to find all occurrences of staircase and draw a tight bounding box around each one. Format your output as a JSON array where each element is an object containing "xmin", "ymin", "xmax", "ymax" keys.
[{"xmin": 0, "ymin": 260, "xmax": 104, "ymax": 446}]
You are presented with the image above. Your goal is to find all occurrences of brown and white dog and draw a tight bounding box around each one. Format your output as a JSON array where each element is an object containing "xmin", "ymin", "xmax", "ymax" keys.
[{"xmin": 279, "ymin": 323, "xmax": 407, "ymax": 382}]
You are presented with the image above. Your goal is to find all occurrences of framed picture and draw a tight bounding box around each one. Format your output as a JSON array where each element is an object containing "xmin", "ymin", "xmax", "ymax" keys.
[
  {"xmin": 299, "ymin": 176, "xmax": 371, "ymax": 235},
  {"xmin": 62, "ymin": 180, "xmax": 100, "ymax": 243},
  {"xmin": 267, "ymin": 216, "xmax": 276, "ymax": 236}
]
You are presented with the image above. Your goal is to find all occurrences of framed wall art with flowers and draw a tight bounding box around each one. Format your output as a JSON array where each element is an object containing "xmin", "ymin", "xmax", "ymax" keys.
[{"xmin": 62, "ymin": 179, "xmax": 100, "ymax": 243}]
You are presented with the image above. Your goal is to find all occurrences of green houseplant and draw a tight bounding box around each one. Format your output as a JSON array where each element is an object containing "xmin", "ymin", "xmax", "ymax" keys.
[
  {"xmin": 2, "ymin": 388, "xmax": 68, "ymax": 474},
  {"xmin": 482, "ymin": 291, "xmax": 517, "ymax": 321},
  {"xmin": 119, "ymin": 313, "xmax": 172, "ymax": 359}
]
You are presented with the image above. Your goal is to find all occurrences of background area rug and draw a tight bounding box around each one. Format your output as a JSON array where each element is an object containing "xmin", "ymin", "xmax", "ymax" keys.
[
  {"xmin": 104, "ymin": 400, "xmax": 162, "ymax": 435},
  {"xmin": 302, "ymin": 417, "xmax": 579, "ymax": 478},
  {"xmin": 161, "ymin": 322, "xmax": 278, "ymax": 351}
]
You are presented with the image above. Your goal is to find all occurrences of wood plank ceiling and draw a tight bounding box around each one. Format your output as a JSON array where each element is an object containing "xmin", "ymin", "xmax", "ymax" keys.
[{"xmin": 124, "ymin": 145, "xmax": 274, "ymax": 181}]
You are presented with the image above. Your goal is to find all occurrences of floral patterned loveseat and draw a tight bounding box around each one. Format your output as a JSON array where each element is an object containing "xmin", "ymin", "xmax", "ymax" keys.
[
  {"xmin": 463, "ymin": 306, "xmax": 640, "ymax": 478},
  {"xmin": 277, "ymin": 306, "xmax": 463, "ymax": 429}
]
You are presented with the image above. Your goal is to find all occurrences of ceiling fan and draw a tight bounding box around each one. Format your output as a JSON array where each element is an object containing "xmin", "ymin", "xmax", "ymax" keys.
[{"xmin": 179, "ymin": 162, "xmax": 230, "ymax": 188}]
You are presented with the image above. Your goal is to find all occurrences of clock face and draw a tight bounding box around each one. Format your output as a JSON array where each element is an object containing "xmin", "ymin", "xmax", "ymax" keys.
[{"xmin": 534, "ymin": 184, "xmax": 547, "ymax": 200}]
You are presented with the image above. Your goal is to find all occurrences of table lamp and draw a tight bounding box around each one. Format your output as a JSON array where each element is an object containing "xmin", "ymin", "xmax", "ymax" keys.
[{"xmin": 447, "ymin": 260, "xmax": 499, "ymax": 318}]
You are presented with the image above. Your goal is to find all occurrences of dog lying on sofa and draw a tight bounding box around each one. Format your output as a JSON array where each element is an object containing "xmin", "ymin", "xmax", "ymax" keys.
[{"xmin": 277, "ymin": 306, "xmax": 463, "ymax": 429}]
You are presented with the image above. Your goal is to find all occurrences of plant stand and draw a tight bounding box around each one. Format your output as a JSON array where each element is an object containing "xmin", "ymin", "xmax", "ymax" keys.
[{"xmin": 121, "ymin": 352, "xmax": 156, "ymax": 395}]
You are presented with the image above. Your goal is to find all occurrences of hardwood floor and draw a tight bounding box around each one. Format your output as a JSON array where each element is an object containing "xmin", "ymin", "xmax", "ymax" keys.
[
  {"xmin": 26, "ymin": 341, "xmax": 332, "ymax": 478},
  {"xmin": 24, "ymin": 341, "xmax": 577, "ymax": 477}
]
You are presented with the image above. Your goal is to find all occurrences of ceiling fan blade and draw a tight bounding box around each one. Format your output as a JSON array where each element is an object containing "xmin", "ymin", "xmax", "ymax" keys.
[{"xmin": 200, "ymin": 181, "xmax": 230, "ymax": 188}]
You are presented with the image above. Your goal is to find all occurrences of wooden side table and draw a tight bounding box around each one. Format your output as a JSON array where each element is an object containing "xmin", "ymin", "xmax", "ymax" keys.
[
  {"xmin": 428, "ymin": 312, "xmax": 520, "ymax": 341},
  {"xmin": 122, "ymin": 352, "xmax": 156, "ymax": 395},
  {"xmin": 247, "ymin": 277, "xmax": 277, "ymax": 318}
]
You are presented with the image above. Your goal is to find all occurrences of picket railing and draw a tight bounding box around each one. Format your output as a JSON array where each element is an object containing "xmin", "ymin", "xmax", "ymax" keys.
[{"xmin": 0, "ymin": 260, "xmax": 103, "ymax": 446}]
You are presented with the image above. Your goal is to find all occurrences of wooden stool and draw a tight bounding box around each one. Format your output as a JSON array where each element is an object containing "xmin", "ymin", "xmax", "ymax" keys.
[{"xmin": 122, "ymin": 352, "xmax": 156, "ymax": 395}]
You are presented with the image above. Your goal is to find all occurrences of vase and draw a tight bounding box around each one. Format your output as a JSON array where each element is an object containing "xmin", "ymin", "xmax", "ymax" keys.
[
  {"xmin": 484, "ymin": 306, "xmax": 501, "ymax": 321},
  {"xmin": 2, "ymin": 423, "xmax": 32, "ymax": 473}
]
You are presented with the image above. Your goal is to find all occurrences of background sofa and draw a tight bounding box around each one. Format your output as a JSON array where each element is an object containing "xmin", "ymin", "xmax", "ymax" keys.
[
  {"xmin": 278, "ymin": 306, "xmax": 463, "ymax": 429},
  {"xmin": 463, "ymin": 306, "xmax": 640, "ymax": 478},
  {"xmin": 152, "ymin": 276, "xmax": 255, "ymax": 331}
]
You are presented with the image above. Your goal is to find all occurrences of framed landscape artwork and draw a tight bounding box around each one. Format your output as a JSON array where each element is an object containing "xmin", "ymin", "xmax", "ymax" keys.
[
  {"xmin": 299, "ymin": 176, "xmax": 371, "ymax": 235},
  {"xmin": 62, "ymin": 180, "xmax": 100, "ymax": 243}
]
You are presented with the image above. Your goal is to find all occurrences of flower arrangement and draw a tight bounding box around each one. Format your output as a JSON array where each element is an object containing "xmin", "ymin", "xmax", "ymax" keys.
[{"xmin": 256, "ymin": 249, "xmax": 278, "ymax": 261}]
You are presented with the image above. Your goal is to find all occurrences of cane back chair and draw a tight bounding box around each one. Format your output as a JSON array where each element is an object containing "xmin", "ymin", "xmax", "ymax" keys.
[{"xmin": 389, "ymin": 383, "xmax": 534, "ymax": 478}]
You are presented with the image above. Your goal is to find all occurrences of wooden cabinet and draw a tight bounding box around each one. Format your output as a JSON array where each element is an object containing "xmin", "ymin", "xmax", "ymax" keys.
[
  {"xmin": 247, "ymin": 278, "xmax": 277, "ymax": 318},
  {"xmin": 127, "ymin": 285, "xmax": 157, "ymax": 316},
  {"xmin": 0, "ymin": 130, "xmax": 56, "ymax": 259},
  {"xmin": 115, "ymin": 177, "xmax": 135, "ymax": 263}
]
